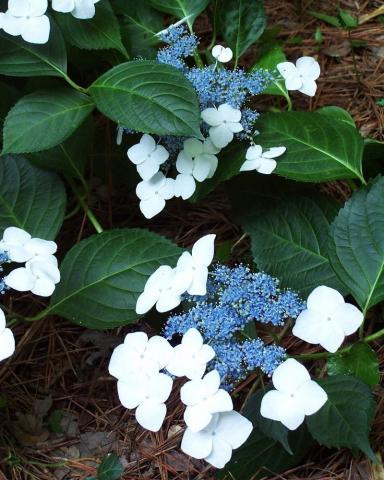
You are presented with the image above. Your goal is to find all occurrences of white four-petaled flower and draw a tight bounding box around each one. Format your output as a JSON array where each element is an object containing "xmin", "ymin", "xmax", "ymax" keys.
[
  {"xmin": 52, "ymin": 0, "xmax": 100, "ymax": 19},
  {"xmin": 201, "ymin": 104, "xmax": 243, "ymax": 149},
  {"xmin": 293, "ymin": 285, "xmax": 364, "ymax": 353},
  {"xmin": 211, "ymin": 45, "xmax": 233, "ymax": 63},
  {"xmin": 0, "ymin": 308, "xmax": 15, "ymax": 362},
  {"xmin": 166, "ymin": 328, "xmax": 215, "ymax": 380},
  {"xmin": 135, "ymin": 265, "xmax": 190, "ymax": 315},
  {"xmin": 181, "ymin": 411, "xmax": 253, "ymax": 468},
  {"xmin": 277, "ymin": 56, "xmax": 320, "ymax": 97},
  {"xmin": 240, "ymin": 145, "xmax": 286, "ymax": 175},
  {"xmin": 127, "ymin": 134, "xmax": 169, "ymax": 181},
  {"xmin": 136, "ymin": 172, "xmax": 175, "ymax": 219},
  {"xmin": 174, "ymin": 138, "xmax": 220, "ymax": 200},
  {"xmin": 0, "ymin": 227, "xmax": 57, "ymax": 263},
  {"xmin": 260, "ymin": 358, "xmax": 328, "ymax": 430},
  {"xmin": 181, "ymin": 370, "xmax": 233, "ymax": 432},
  {"xmin": 2, "ymin": 0, "xmax": 50, "ymax": 44},
  {"xmin": 176, "ymin": 234, "xmax": 216, "ymax": 296}
]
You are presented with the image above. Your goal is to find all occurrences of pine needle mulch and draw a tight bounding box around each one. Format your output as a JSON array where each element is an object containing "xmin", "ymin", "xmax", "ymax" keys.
[{"xmin": 0, "ymin": 1, "xmax": 383, "ymax": 479}]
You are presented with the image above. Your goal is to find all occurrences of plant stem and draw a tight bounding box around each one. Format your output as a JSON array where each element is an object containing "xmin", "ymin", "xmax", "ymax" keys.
[{"xmin": 62, "ymin": 74, "xmax": 88, "ymax": 94}]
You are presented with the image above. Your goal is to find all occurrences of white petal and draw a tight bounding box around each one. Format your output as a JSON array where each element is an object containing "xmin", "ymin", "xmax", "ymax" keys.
[
  {"xmin": 137, "ymin": 158, "xmax": 160, "ymax": 181},
  {"xmin": 176, "ymin": 151, "xmax": 194, "ymax": 174},
  {"xmin": 297, "ymin": 380, "xmax": 327, "ymax": 416},
  {"xmin": 201, "ymin": 107, "xmax": 221, "ymax": 127},
  {"xmin": 124, "ymin": 331, "xmax": 148, "ymax": 351},
  {"xmin": 245, "ymin": 145, "xmax": 262, "ymax": 160},
  {"xmin": 153, "ymin": 145, "xmax": 169, "ymax": 164},
  {"xmin": 5, "ymin": 268, "xmax": 35, "ymax": 292},
  {"xmin": 165, "ymin": 346, "xmax": 189, "ymax": 377},
  {"xmin": 182, "ymin": 328, "xmax": 203, "ymax": 350},
  {"xmin": 201, "ymin": 370, "xmax": 221, "ymax": 396},
  {"xmin": 2, "ymin": 13, "xmax": 25, "ymax": 36},
  {"xmin": 128, "ymin": 144, "xmax": 150, "ymax": 165},
  {"xmin": 199, "ymin": 344, "xmax": 216, "ymax": 363},
  {"xmin": 135, "ymin": 400, "xmax": 166, "ymax": 432},
  {"xmin": 7, "ymin": 246, "xmax": 32, "ymax": 263},
  {"xmin": 205, "ymin": 389, "xmax": 233, "ymax": 416},
  {"xmin": 240, "ymin": 159, "xmax": 259, "ymax": 172},
  {"xmin": 31, "ymin": 277, "xmax": 56, "ymax": 297},
  {"xmin": 205, "ymin": 437, "xmax": 233, "ymax": 468},
  {"xmin": 72, "ymin": 0, "xmax": 96, "ymax": 19},
  {"xmin": 277, "ymin": 396, "xmax": 305, "ymax": 430},
  {"xmin": 211, "ymin": 45, "xmax": 224, "ymax": 60},
  {"xmin": 156, "ymin": 293, "xmax": 182, "ymax": 313},
  {"xmin": 228, "ymin": 122, "xmax": 243, "ymax": 134},
  {"xmin": 181, "ymin": 428, "xmax": 213, "ymax": 459},
  {"xmin": 27, "ymin": 258, "xmax": 60, "ymax": 284},
  {"xmin": 272, "ymin": 358, "xmax": 310, "ymax": 393},
  {"xmin": 307, "ymin": 286, "xmax": 345, "ymax": 317},
  {"xmin": 146, "ymin": 336, "xmax": 174, "ymax": 370},
  {"xmin": 193, "ymin": 155, "xmax": 212, "ymax": 182},
  {"xmin": 52, "ymin": 0, "xmax": 75, "ymax": 13},
  {"xmin": 147, "ymin": 372, "xmax": 173, "ymax": 403},
  {"xmin": 136, "ymin": 290, "xmax": 157, "ymax": 314},
  {"xmin": 216, "ymin": 47, "xmax": 233, "ymax": 63},
  {"xmin": 262, "ymin": 147, "xmax": 286, "ymax": 159},
  {"xmin": 203, "ymin": 137, "xmax": 220, "ymax": 155},
  {"xmin": 180, "ymin": 378, "xmax": 203, "ymax": 406},
  {"xmin": 3, "ymin": 227, "xmax": 30, "ymax": 245},
  {"xmin": 299, "ymin": 79, "xmax": 317, "ymax": 97},
  {"xmin": 29, "ymin": 0, "xmax": 48, "ymax": 16},
  {"xmin": 332, "ymin": 303, "xmax": 364, "ymax": 336},
  {"xmin": 174, "ymin": 174, "xmax": 196, "ymax": 200},
  {"xmin": 285, "ymin": 76, "xmax": 303, "ymax": 91},
  {"xmin": 140, "ymin": 195, "xmax": 165, "ymax": 219},
  {"xmin": 276, "ymin": 61, "xmax": 297, "ymax": 80},
  {"xmin": 159, "ymin": 178, "xmax": 175, "ymax": 200},
  {"xmin": 260, "ymin": 389, "xmax": 285, "ymax": 422},
  {"xmin": 206, "ymin": 155, "xmax": 218, "ymax": 178},
  {"xmin": 296, "ymin": 56, "xmax": 320, "ymax": 80},
  {"xmin": 8, "ymin": 0, "xmax": 30, "ymax": 16},
  {"xmin": 0, "ymin": 328, "xmax": 15, "ymax": 362},
  {"xmin": 319, "ymin": 321, "xmax": 345, "ymax": 353},
  {"xmin": 257, "ymin": 158, "xmax": 277, "ymax": 175},
  {"xmin": 184, "ymin": 138, "xmax": 203, "ymax": 156},
  {"xmin": 0, "ymin": 309, "xmax": 5, "ymax": 332},
  {"xmin": 209, "ymin": 125, "xmax": 233, "ymax": 149},
  {"xmin": 21, "ymin": 16, "xmax": 50, "ymax": 44},
  {"xmin": 184, "ymin": 405, "xmax": 213, "ymax": 432},
  {"xmin": 187, "ymin": 266, "xmax": 208, "ymax": 296},
  {"xmin": 214, "ymin": 411, "xmax": 253, "ymax": 449},
  {"xmin": 191, "ymin": 234, "xmax": 216, "ymax": 267},
  {"xmin": 184, "ymin": 361, "xmax": 208, "ymax": 381},
  {"xmin": 176, "ymin": 251, "xmax": 194, "ymax": 272},
  {"xmin": 292, "ymin": 309, "xmax": 324, "ymax": 344},
  {"xmin": 117, "ymin": 377, "xmax": 145, "ymax": 409},
  {"xmin": 25, "ymin": 238, "xmax": 57, "ymax": 257},
  {"xmin": 218, "ymin": 104, "xmax": 241, "ymax": 123}
]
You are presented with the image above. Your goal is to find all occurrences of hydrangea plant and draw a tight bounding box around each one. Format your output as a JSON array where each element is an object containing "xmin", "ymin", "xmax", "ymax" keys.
[{"xmin": 0, "ymin": 0, "xmax": 383, "ymax": 478}]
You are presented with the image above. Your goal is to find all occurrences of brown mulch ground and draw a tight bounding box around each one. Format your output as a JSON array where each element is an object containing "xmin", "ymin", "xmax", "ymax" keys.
[{"xmin": 0, "ymin": 1, "xmax": 383, "ymax": 479}]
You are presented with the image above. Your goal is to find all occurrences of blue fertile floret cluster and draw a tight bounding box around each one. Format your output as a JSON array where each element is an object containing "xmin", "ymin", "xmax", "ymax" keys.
[{"xmin": 164, "ymin": 264, "xmax": 305, "ymax": 389}]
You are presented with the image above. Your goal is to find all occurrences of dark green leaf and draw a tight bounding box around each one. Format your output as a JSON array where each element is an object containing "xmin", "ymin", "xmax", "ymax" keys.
[
  {"xmin": 48, "ymin": 229, "xmax": 181, "ymax": 329},
  {"xmin": 339, "ymin": 9, "xmax": 358, "ymax": 28},
  {"xmin": 306, "ymin": 375, "xmax": 376, "ymax": 461},
  {"xmin": 0, "ymin": 156, "xmax": 66, "ymax": 239},
  {"xmin": 253, "ymin": 44, "xmax": 288, "ymax": 97},
  {"xmin": 362, "ymin": 138, "xmax": 384, "ymax": 179},
  {"xmin": 0, "ymin": 82, "xmax": 19, "ymax": 127},
  {"xmin": 0, "ymin": 22, "xmax": 67, "ymax": 77},
  {"xmin": 89, "ymin": 61, "xmax": 202, "ymax": 138},
  {"xmin": 256, "ymin": 112, "xmax": 365, "ymax": 183},
  {"xmin": 317, "ymin": 105, "xmax": 355, "ymax": 127},
  {"xmin": 327, "ymin": 342, "xmax": 380, "ymax": 387},
  {"xmin": 310, "ymin": 11, "xmax": 342, "ymax": 27},
  {"xmin": 55, "ymin": 0, "xmax": 128, "ymax": 56},
  {"xmin": 329, "ymin": 176, "xmax": 384, "ymax": 312},
  {"xmin": 3, "ymin": 88, "xmax": 94, "ymax": 154},
  {"xmin": 98, "ymin": 453, "xmax": 124, "ymax": 480},
  {"xmin": 27, "ymin": 116, "xmax": 94, "ymax": 178},
  {"xmin": 148, "ymin": 0, "xmax": 209, "ymax": 27},
  {"xmin": 229, "ymin": 174, "xmax": 344, "ymax": 295},
  {"xmin": 217, "ymin": 0, "xmax": 266, "ymax": 59}
]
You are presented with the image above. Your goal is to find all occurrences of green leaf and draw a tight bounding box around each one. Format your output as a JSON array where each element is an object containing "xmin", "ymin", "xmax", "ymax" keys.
[
  {"xmin": 317, "ymin": 105, "xmax": 355, "ymax": 127},
  {"xmin": 306, "ymin": 376, "xmax": 376, "ymax": 461},
  {"xmin": 253, "ymin": 44, "xmax": 288, "ymax": 97},
  {"xmin": 229, "ymin": 174, "xmax": 344, "ymax": 295},
  {"xmin": 89, "ymin": 61, "xmax": 202, "ymax": 138},
  {"xmin": 217, "ymin": 0, "xmax": 266, "ymax": 60},
  {"xmin": 27, "ymin": 116, "xmax": 94, "ymax": 178},
  {"xmin": 339, "ymin": 9, "xmax": 358, "ymax": 28},
  {"xmin": 3, "ymin": 88, "xmax": 94, "ymax": 154},
  {"xmin": 55, "ymin": 0, "xmax": 128, "ymax": 56},
  {"xmin": 0, "ymin": 155, "xmax": 66, "ymax": 239},
  {"xmin": 327, "ymin": 342, "xmax": 380, "ymax": 387},
  {"xmin": 0, "ymin": 82, "xmax": 19, "ymax": 125},
  {"xmin": 256, "ymin": 112, "xmax": 365, "ymax": 183},
  {"xmin": 310, "ymin": 11, "xmax": 342, "ymax": 27},
  {"xmin": 97, "ymin": 453, "xmax": 124, "ymax": 480},
  {"xmin": 119, "ymin": 2, "xmax": 163, "ymax": 58},
  {"xmin": 148, "ymin": 0, "xmax": 209, "ymax": 27},
  {"xmin": 0, "ymin": 22, "xmax": 67, "ymax": 78},
  {"xmin": 48, "ymin": 229, "xmax": 181, "ymax": 329},
  {"xmin": 329, "ymin": 176, "xmax": 384, "ymax": 312}
]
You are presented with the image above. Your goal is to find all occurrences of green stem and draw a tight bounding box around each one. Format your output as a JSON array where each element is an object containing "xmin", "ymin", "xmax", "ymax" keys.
[
  {"xmin": 62, "ymin": 74, "xmax": 88, "ymax": 94},
  {"xmin": 66, "ymin": 176, "xmax": 104, "ymax": 234}
]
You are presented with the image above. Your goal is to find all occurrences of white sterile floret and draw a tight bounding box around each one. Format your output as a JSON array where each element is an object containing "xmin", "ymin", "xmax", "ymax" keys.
[
  {"xmin": 260, "ymin": 358, "xmax": 327, "ymax": 430},
  {"xmin": 135, "ymin": 265, "xmax": 191, "ymax": 315},
  {"xmin": 0, "ymin": 227, "xmax": 57, "ymax": 263},
  {"xmin": 117, "ymin": 371, "xmax": 173, "ymax": 432},
  {"xmin": 240, "ymin": 145, "xmax": 286, "ymax": 175},
  {"xmin": 0, "ymin": 308, "xmax": 15, "ymax": 362},
  {"xmin": 277, "ymin": 56, "xmax": 320, "ymax": 97},
  {"xmin": 2, "ymin": 0, "xmax": 50, "ymax": 44},
  {"xmin": 292, "ymin": 285, "xmax": 364, "ymax": 353},
  {"xmin": 52, "ymin": 0, "xmax": 101, "ymax": 19},
  {"xmin": 201, "ymin": 104, "xmax": 243, "ymax": 149},
  {"xmin": 174, "ymin": 138, "xmax": 220, "ymax": 200},
  {"xmin": 136, "ymin": 172, "xmax": 175, "ymax": 219},
  {"xmin": 127, "ymin": 134, "xmax": 169, "ymax": 181},
  {"xmin": 211, "ymin": 45, "xmax": 233, "ymax": 63},
  {"xmin": 176, "ymin": 234, "xmax": 216, "ymax": 296},
  {"xmin": 109, "ymin": 331, "xmax": 174, "ymax": 379},
  {"xmin": 181, "ymin": 370, "xmax": 233, "ymax": 432},
  {"xmin": 181, "ymin": 411, "xmax": 253, "ymax": 468},
  {"xmin": 166, "ymin": 328, "xmax": 215, "ymax": 380},
  {"xmin": 5, "ymin": 255, "xmax": 60, "ymax": 297}
]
